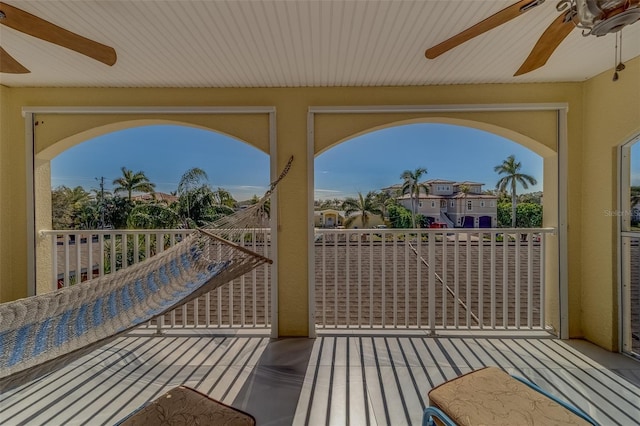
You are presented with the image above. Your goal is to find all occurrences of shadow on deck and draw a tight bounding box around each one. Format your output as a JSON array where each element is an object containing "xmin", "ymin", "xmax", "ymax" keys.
[{"xmin": 1, "ymin": 331, "xmax": 639, "ymax": 425}]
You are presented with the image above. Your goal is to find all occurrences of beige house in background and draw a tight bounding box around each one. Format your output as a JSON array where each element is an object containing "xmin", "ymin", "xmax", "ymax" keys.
[
  {"xmin": 314, "ymin": 209, "xmax": 344, "ymax": 228},
  {"xmin": 397, "ymin": 179, "xmax": 498, "ymax": 227},
  {"xmin": 314, "ymin": 208, "xmax": 385, "ymax": 229}
]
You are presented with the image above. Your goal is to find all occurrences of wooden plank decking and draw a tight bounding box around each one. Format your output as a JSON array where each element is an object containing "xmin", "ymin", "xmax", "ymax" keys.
[{"xmin": 1, "ymin": 331, "xmax": 639, "ymax": 425}]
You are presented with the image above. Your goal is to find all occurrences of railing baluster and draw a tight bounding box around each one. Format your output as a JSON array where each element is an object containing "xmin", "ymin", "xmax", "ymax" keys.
[
  {"xmin": 515, "ymin": 232, "xmax": 521, "ymax": 329},
  {"xmin": 357, "ymin": 232, "xmax": 362, "ymax": 328},
  {"xmin": 393, "ymin": 231, "xmax": 398, "ymax": 328},
  {"xmin": 428, "ymin": 229, "xmax": 436, "ymax": 335},
  {"xmin": 206, "ymin": 292, "xmax": 211, "ymax": 327},
  {"xmin": 416, "ymin": 231, "xmax": 422, "ymax": 328},
  {"xmin": 217, "ymin": 286, "xmax": 222, "ymax": 327},
  {"xmin": 63, "ymin": 235, "xmax": 70, "ymax": 286},
  {"xmin": 252, "ymin": 229, "xmax": 257, "ymax": 327},
  {"xmin": 334, "ymin": 231, "xmax": 338, "ymax": 328},
  {"xmin": 528, "ymin": 234, "xmax": 533, "ymax": 328},
  {"xmin": 73, "ymin": 233, "xmax": 80, "ymax": 284},
  {"xmin": 381, "ymin": 231, "xmax": 386, "ymax": 328},
  {"xmin": 369, "ymin": 231, "xmax": 374, "ymax": 327},
  {"xmin": 264, "ymin": 235, "xmax": 269, "ymax": 327},
  {"xmin": 99, "ymin": 234, "xmax": 105, "ymax": 277},
  {"xmin": 240, "ymin": 234, "xmax": 246, "ymax": 328},
  {"xmin": 491, "ymin": 231, "xmax": 496, "ymax": 329},
  {"xmin": 110, "ymin": 233, "xmax": 117, "ymax": 274},
  {"xmin": 540, "ymin": 233, "xmax": 546, "ymax": 328},
  {"xmin": 320, "ymin": 232, "xmax": 326, "ymax": 328},
  {"xmin": 478, "ymin": 231, "xmax": 484, "ymax": 328},
  {"xmin": 442, "ymin": 231, "xmax": 447, "ymax": 329},
  {"xmin": 182, "ymin": 304, "xmax": 188, "ymax": 328},
  {"xmin": 454, "ymin": 232, "xmax": 459, "ymax": 328},
  {"xmin": 122, "ymin": 234, "xmax": 128, "ymax": 269},
  {"xmin": 503, "ymin": 232, "xmax": 508, "ymax": 329},
  {"xmin": 145, "ymin": 233, "xmax": 151, "ymax": 262},
  {"xmin": 193, "ymin": 298, "xmax": 199, "ymax": 328},
  {"xmin": 133, "ymin": 233, "xmax": 139, "ymax": 264},
  {"xmin": 87, "ymin": 233, "xmax": 94, "ymax": 282},
  {"xmin": 466, "ymin": 231, "xmax": 471, "ymax": 327},
  {"xmin": 51, "ymin": 234, "xmax": 58, "ymax": 290},
  {"xmin": 405, "ymin": 233, "xmax": 409, "ymax": 327},
  {"xmin": 346, "ymin": 231, "xmax": 350, "ymax": 328}
]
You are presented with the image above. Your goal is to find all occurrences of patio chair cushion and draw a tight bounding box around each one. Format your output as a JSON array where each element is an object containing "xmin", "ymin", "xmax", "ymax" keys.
[
  {"xmin": 117, "ymin": 386, "xmax": 255, "ymax": 426},
  {"xmin": 428, "ymin": 366, "xmax": 593, "ymax": 426}
]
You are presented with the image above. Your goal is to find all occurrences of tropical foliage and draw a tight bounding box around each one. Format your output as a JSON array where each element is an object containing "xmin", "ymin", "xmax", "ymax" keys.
[
  {"xmin": 113, "ymin": 167, "xmax": 156, "ymax": 201},
  {"xmin": 497, "ymin": 202, "xmax": 542, "ymax": 228},
  {"xmin": 387, "ymin": 204, "xmax": 419, "ymax": 228},
  {"xmin": 494, "ymin": 155, "xmax": 537, "ymax": 227},
  {"xmin": 341, "ymin": 191, "xmax": 384, "ymax": 228},
  {"xmin": 52, "ymin": 166, "xmax": 238, "ymax": 230},
  {"xmin": 400, "ymin": 167, "xmax": 429, "ymax": 228}
]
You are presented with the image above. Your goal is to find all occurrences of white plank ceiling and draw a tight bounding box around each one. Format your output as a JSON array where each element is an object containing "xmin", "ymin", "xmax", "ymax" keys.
[{"xmin": 1, "ymin": 0, "xmax": 639, "ymax": 88}]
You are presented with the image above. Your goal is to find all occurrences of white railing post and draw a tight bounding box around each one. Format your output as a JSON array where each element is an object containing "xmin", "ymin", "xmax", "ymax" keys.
[
  {"xmin": 428, "ymin": 229, "xmax": 436, "ymax": 335},
  {"xmin": 51, "ymin": 234, "xmax": 58, "ymax": 291}
]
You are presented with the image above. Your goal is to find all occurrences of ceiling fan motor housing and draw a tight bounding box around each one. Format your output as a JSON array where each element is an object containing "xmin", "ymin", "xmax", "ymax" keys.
[{"xmin": 576, "ymin": 0, "xmax": 640, "ymax": 35}]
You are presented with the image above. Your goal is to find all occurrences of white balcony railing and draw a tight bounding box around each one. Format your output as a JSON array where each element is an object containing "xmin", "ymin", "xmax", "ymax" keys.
[
  {"xmin": 621, "ymin": 232, "xmax": 640, "ymax": 358},
  {"xmin": 313, "ymin": 228, "xmax": 556, "ymax": 332},
  {"xmin": 42, "ymin": 227, "xmax": 556, "ymax": 333},
  {"xmin": 39, "ymin": 229, "xmax": 272, "ymax": 330}
]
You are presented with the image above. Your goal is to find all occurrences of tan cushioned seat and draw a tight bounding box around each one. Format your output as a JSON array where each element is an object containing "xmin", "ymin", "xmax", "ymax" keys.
[
  {"xmin": 428, "ymin": 366, "xmax": 592, "ymax": 426},
  {"xmin": 119, "ymin": 386, "xmax": 255, "ymax": 425}
]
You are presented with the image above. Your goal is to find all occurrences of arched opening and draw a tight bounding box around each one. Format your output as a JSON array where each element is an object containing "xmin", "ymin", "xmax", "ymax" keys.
[
  {"xmin": 315, "ymin": 123, "xmax": 543, "ymax": 229},
  {"xmin": 48, "ymin": 124, "xmax": 269, "ymax": 229},
  {"xmin": 619, "ymin": 134, "xmax": 640, "ymax": 358},
  {"xmin": 310, "ymin": 111, "xmax": 560, "ymax": 337},
  {"xmin": 30, "ymin": 115, "xmax": 277, "ymax": 333}
]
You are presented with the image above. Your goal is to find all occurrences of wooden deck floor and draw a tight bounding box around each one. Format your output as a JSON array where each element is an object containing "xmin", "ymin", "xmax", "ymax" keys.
[{"xmin": 1, "ymin": 330, "xmax": 639, "ymax": 425}]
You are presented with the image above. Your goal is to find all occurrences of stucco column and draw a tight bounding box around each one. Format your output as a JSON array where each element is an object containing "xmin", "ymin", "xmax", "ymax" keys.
[
  {"xmin": 275, "ymin": 101, "xmax": 310, "ymax": 336},
  {"xmin": 34, "ymin": 158, "xmax": 54, "ymax": 295}
]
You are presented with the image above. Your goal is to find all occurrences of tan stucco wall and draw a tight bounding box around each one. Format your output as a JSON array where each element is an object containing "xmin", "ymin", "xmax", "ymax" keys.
[
  {"xmin": 1, "ymin": 77, "xmax": 630, "ymax": 343},
  {"xmin": 581, "ymin": 58, "xmax": 640, "ymax": 350}
]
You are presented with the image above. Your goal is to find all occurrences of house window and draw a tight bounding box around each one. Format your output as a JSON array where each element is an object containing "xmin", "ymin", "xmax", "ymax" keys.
[
  {"xmin": 467, "ymin": 200, "xmax": 472, "ymax": 211},
  {"xmin": 490, "ymin": 201, "xmax": 495, "ymax": 207},
  {"xmin": 431, "ymin": 201, "xmax": 436, "ymax": 208},
  {"xmin": 480, "ymin": 201, "xmax": 485, "ymax": 207},
  {"xmin": 419, "ymin": 201, "xmax": 423, "ymax": 207},
  {"xmin": 450, "ymin": 200, "xmax": 454, "ymax": 207}
]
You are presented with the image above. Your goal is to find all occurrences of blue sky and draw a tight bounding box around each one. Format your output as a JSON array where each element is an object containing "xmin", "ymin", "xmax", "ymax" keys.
[
  {"xmin": 316, "ymin": 123, "xmax": 544, "ymax": 199},
  {"xmin": 53, "ymin": 123, "xmax": 640, "ymax": 201},
  {"xmin": 51, "ymin": 126, "xmax": 270, "ymax": 201},
  {"xmin": 632, "ymin": 142, "xmax": 640, "ymax": 187}
]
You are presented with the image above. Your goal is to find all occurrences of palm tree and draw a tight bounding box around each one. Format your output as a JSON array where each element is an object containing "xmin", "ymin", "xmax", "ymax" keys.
[
  {"xmin": 177, "ymin": 167, "xmax": 208, "ymax": 220},
  {"xmin": 213, "ymin": 187, "xmax": 236, "ymax": 208},
  {"xmin": 127, "ymin": 203, "xmax": 180, "ymax": 229},
  {"xmin": 249, "ymin": 194, "xmax": 271, "ymax": 219},
  {"xmin": 374, "ymin": 190, "xmax": 396, "ymax": 221},
  {"xmin": 494, "ymin": 155, "xmax": 537, "ymax": 227},
  {"xmin": 341, "ymin": 191, "xmax": 383, "ymax": 228},
  {"xmin": 66, "ymin": 185, "xmax": 92, "ymax": 207},
  {"xmin": 401, "ymin": 167, "xmax": 428, "ymax": 228},
  {"xmin": 112, "ymin": 167, "xmax": 156, "ymax": 201}
]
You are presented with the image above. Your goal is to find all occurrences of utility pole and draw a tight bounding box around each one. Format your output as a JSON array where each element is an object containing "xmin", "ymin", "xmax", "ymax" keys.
[{"xmin": 96, "ymin": 177, "xmax": 106, "ymax": 229}]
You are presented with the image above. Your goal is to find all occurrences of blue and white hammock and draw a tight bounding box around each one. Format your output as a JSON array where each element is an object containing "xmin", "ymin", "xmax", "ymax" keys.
[{"xmin": 0, "ymin": 157, "xmax": 292, "ymax": 391}]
